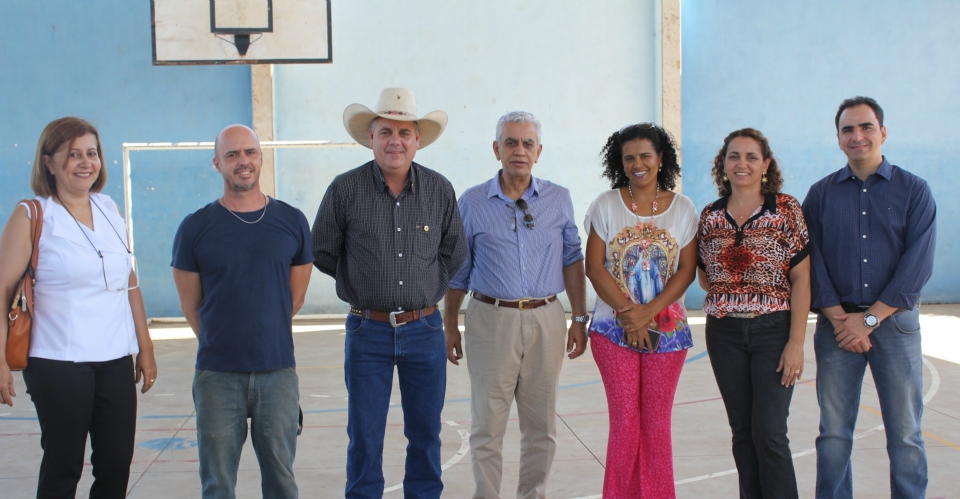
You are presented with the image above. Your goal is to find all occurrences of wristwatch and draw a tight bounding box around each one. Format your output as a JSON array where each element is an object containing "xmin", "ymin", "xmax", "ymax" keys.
[
  {"xmin": 572, "ymin": 314, "xmax": 590, "ymax": 324},
  {"xmin": 863, "ymin": 312, "xmax": 880, "ymax": 329}
]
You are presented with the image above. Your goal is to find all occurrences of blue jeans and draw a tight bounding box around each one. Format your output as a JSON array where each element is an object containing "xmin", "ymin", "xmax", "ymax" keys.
[
  {"xmin": 344, "ymin": 310, "xmax": 447, "ymax": 499},
  {"xmin": 705, "ymin": 311, "xmax": 798, "ymax": 499},
  {"xmin": 814, "ymin": 307, "xmax": 927, "ymax": 499},
  {"xmin": 193, "ymin": 368, "xmax": 300, "ymax": 499}
]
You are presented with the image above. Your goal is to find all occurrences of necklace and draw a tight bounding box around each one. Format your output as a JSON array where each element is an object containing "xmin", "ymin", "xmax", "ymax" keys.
[
  {"xmin": 729, "ymin": 197, "xmax": 763, "ymax": 222},
  {"xmin": 220, "ymin": 193, "xmax": 268, "ymax": 224},
  {"xmin": 56, "ymin": 195, "xmax": 131, "ymax": 253},
  {"xmin": 627, "ymin": 183, "xmax": 659, "ymax": 229}
]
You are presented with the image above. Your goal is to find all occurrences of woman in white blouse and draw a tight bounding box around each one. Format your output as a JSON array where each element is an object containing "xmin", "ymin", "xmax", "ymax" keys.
[
  {"xmin": 0, "ymin": 117, "xmax": 156, "ymax": 498},
  {"xmin": 584, "ymin": 123, "xmax": 698, "ymax": 498}
]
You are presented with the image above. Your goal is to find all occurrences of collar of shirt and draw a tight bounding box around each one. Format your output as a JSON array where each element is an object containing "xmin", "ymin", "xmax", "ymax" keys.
[
  {"xmin": 707, "ymin": 193, "xmax": 779, "ymax": 216},
  {"xmin": 487, "ymin": 169, "xmax": 539, "ymax": 203},
  {"xmin": 371, "ymin": 160, "xmax": 419, "ymax": 195},
  {"xmin": 836, "ymin": 156, "xmax": 893, "ymax": 183}
]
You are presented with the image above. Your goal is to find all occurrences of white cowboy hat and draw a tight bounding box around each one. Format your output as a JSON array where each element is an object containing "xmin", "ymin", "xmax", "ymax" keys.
[{"xmin": 342, "ymin": 88, "xmax": 448, "ymax": 149}]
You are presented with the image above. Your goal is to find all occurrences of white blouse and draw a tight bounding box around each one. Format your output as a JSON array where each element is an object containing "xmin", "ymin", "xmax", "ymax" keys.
[{"xmin": 23, "ymin": 194, "xmax": 138, "ymax": 362}]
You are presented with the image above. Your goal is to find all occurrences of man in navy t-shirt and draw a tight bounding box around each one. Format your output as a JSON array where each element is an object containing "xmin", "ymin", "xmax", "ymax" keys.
[{"xmin": 171, "ymin": 124, "xmax": 314, "ymax": 499}]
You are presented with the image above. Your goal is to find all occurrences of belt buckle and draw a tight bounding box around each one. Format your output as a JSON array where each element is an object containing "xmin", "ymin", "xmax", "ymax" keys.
[
  {"xmin": 517, "ymin": 299, "xmax": 530, "ymax": 310},
  {"xmin": 389, "ymin": 310, "xmax": 402, "ymax": 328}
]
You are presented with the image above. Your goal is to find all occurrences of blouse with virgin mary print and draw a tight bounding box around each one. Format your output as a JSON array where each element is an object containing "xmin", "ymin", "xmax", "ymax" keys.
[{"xmin": 584, "ymin": 189, "xmax": 698, "ymax": 354}]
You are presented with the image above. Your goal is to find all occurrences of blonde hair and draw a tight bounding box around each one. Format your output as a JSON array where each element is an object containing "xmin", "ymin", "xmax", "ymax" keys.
[{"xmin": 31, "ymin": 117, "xmax": 106, "ymax": 197}]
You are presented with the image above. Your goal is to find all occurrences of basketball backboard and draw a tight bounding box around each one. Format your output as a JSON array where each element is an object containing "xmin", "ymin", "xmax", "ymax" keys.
[{"xmin": 151, "ymin": 0, "xmax": 331, "ymax": 65}]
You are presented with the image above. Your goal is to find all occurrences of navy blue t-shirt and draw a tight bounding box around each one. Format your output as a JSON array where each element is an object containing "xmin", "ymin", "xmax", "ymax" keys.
[{"xmin": 171, "ymin": 197, "xmax": 314, "ymax": 372}]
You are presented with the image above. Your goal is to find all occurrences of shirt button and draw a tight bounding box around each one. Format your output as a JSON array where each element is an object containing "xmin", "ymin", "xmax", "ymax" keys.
[
  {"xmin": 863, "ymin": 259, "xmax": 868, "ymax": 263},
  {"xmin": 399, "ymin": 281, "xmax": 403, "ymax": 285},
  {"xmin": 862, "ymin": 211, "xmax": 866, "ymax": 215},
  {"xmin": 396, "ymin": 202, "xmax": 400, "ymax": 206},
  {"xmin": 520, "ymin": 244, "xmax": 524, "ymax": 248},
  {"xmin": 397, "ymin": 227, "xmax": 401, "ymax": 232},
  {"xmin": 863, "ymin": 188, "xmax": 867, "ymax": 192},
  {"xmin": 398, "ymin": 307, "xmax": 402, "ymax": 311},
  {"xmin": 862, "ymin": 235, "xmax": 866, "ymax": 238},
  {"xmin": 399, "ymin": 253, "xmax": 402, "ymax": 257},
  {"xmin": 864, "ymin": 283, "xmax": 869, "ymax": 287}
]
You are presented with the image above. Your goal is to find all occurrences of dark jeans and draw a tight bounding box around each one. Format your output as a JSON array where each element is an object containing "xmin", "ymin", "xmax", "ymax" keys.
[
  {"xmin": 706, "ymin": 311, "xmax": 799, "ymax": 499},
  {"xmin": 22, "ymin": 356, "xmax": 137, "ymax": 499},
  {"xmin": 344, "ymin": 310, "xmax": 447, "ymax": 499}
]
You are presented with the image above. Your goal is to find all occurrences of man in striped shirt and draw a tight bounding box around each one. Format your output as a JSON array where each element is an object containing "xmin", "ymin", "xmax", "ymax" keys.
[{"xmin": 443, "ymin": 111, "xmax": 588, "ymax": 499}]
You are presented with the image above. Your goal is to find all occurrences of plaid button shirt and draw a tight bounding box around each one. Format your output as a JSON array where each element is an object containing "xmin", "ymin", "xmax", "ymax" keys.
[{"xmin": 311, "ymin": 161, "xmax": 467, "ymax": 312}]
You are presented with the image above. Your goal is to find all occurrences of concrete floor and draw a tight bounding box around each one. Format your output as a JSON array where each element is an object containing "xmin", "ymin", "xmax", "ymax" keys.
[{"xmin": 2, "ymin": 305, "xmax": 960, "ymax": 498}]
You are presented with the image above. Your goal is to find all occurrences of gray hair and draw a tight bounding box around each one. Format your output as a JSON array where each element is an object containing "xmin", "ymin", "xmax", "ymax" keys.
[{"xmin": 495, "ymin": 111, "xmax": 542, "ymax": 143}]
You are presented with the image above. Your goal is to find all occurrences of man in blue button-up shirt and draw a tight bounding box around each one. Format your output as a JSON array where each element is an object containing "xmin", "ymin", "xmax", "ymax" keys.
[
  {"xmin": 802, "ymin": 96, "xmax": 936, "ymax": 499},
  {"xmin": 443, "ymin": 111, "xmax": 587, "ymax": 499}
]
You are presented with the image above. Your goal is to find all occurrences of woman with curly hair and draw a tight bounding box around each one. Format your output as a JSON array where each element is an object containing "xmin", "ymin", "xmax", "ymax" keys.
[
  {"xmin": 697, "ymin": 128, "xmax": 810, "ymax": 498},
  {"xmin": 584, "ymin": 123, "xmax": 697, "ymax": 497}
]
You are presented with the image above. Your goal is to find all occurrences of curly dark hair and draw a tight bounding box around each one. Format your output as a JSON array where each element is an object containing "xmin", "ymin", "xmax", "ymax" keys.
[
  {"xmin": 710, "ymin": 128, "xmax": 784, "ymax": 197},
  {"xmin": 600, "ymin": 123, "xmax": 680, "ymax": 190}
]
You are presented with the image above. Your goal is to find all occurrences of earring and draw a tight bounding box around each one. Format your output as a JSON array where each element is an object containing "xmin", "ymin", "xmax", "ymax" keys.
[
  {"xmin": 722, "ymin": 173, "xmax": 729, "ymax": 182},
  {"xmin": 762, "ymin": 173, "xmax": 768, "ymax": 184}
]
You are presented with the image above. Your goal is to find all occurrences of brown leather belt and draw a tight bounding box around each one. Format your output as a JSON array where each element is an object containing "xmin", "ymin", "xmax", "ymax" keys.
[
  {"xmin": 471, "ymin": 292, "xmax": 557, "ymax": 310},
  {"xmin": 349, "ymin": 305, "xmax": 438, "ymax": 327}
]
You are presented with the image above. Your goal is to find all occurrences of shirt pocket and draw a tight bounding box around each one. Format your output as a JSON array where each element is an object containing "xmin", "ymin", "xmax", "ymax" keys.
[{"xmin": 412, "ymin": 216, "xmax": 442, "ymax": 261}]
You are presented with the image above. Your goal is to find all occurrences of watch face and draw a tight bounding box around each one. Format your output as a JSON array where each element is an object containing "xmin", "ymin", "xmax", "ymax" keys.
[{"xmin": 864, "ymin": 314, "xmax": 879, "ymax": 327}]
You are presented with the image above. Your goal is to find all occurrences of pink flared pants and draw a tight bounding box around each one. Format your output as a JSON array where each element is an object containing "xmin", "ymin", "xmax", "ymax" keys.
[{"xmin": 591, "ymin": 334, "xmax": 686, "ymax": 498}]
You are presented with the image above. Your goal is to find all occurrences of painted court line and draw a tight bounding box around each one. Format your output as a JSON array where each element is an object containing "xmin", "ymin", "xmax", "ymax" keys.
[
  {"xmin": 383, "ymin": 429, "xmax": 470, "ymax": 493},
  {"xmin": 669, "ymin": 356, "xmax": 941, "ymax": 489}
]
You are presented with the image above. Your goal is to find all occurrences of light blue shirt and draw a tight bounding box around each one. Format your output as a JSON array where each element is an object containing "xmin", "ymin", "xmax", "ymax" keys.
[{"xmin": 449, "ymin": 171, "xmax": 583, "ymax": 300}]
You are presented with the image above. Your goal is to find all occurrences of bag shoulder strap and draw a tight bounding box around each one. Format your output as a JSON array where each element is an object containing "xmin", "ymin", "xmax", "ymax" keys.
[{"xmin": 17, "ymin": 199, "xmax": 43, "ymax": 274}]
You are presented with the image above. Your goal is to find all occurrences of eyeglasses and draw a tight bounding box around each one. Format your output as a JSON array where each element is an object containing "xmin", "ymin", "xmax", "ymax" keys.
[
  {"xmin": 515, "ymin": 199, "xmax": 534, "ymax": 230},
  {"xmin": 99, "ymin": 252, "xmax": 140, "ymax": 292}
]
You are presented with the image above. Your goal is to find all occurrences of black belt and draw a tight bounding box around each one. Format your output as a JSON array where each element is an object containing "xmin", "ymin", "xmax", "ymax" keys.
[
  {"xmin": 841, "ymin": 303, "xmax": 872, "ymax": 313},
  {"xmin": 471, "ymin": 292, "xmax": 556, "ymax": 310}
]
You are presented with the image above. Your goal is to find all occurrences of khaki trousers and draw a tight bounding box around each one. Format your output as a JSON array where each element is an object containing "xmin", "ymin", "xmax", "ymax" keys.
[{"xmin": 465, "ymin": 297, "xmax": 567, "ymax": 499}]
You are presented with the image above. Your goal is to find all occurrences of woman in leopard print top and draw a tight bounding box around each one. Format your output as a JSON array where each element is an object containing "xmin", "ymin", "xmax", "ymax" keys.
[{"xmin": 697, "ymin": 128, "xmax": 810, "ymax": 499}]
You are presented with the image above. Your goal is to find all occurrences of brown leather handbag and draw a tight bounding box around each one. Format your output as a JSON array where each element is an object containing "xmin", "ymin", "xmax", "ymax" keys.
[{"xmin": 6, "ymin": 199, "xmax": 43, "ymax": 371}]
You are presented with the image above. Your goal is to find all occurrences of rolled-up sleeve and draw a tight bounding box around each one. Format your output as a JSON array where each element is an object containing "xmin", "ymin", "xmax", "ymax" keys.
[
  {"xmin": 878, "ymin": 180, "xmax": 936, "ymax": 309},
  {"xmin": 560, "ymin": 191, "xmax": 584, "ymax": 266},
  {"xmin": 802, "ymin": 183, "xmax": 842, "ymax": 309}
]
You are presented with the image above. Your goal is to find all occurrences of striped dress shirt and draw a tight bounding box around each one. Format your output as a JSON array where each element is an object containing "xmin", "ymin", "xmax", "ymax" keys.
[
  {"xmin": 449, "ymin": 171, "xmax": 583, "ymax": 300},
  {"xmin": 801, "ymin": 157, "xmax": 936, "ymax": 310},
  {"xmin": 311, "ymin": 161, "xmax": 467, "ymax": 312}
]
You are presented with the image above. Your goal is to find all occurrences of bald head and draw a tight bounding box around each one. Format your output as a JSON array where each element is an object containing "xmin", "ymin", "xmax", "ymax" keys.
[
  {"xmin": 214, "ymin": 124, "xmax": 260, "ymax": 159},
  {"xmin": 213, "ymin": 124, "xmax": 263, "ymax": 193}
]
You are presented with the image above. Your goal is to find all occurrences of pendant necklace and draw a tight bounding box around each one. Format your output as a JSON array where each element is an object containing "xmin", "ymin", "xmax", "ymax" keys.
[
  {"xmin": 220, "ymin": 193, "xmax": 268, "ymax": 224},
  {"xmin": 627, "ymin": 183, "xmax": 659, "ymax": 229}
]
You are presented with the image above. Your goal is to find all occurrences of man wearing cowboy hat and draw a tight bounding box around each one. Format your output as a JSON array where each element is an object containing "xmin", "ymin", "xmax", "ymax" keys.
[
  {"xmin": 443, "ymin": 111, "xmax": 587, "ymax": 499},
  {"xmin": 312, "ymin": 88, "xmax": 467, "ymax": 499}
]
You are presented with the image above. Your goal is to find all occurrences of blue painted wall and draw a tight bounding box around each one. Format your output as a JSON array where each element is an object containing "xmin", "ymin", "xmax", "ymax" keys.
[
  {"xmin": 681, "ymin": 0, "xmax": 960, "ymax": 307},
  {"xmin": 0, "ymin": 1, "xmax": 251, "ymax": 316},
  {"xmin": 4, "ymin": 1, "xmax": 958, "ymax": 316}
]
